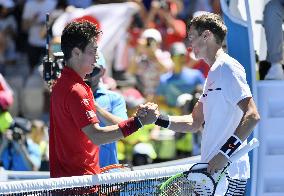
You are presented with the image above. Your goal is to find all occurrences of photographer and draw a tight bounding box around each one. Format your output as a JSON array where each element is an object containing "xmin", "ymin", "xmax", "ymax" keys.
[
  {"xmin": 128, "ymin": 28, "xmax": 173, "ymax": 101},
  {"xmin": 0, "ymin": 118, "xmax": 41, "ymax": 171},
  {"xmin": 145, "ymin": 0, "xmax": 186, "ymax": 50}
]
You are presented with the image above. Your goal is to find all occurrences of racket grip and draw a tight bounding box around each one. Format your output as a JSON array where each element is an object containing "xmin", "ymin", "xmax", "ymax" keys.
[{"xmin": 230, "ymin": 138, "xmax": 259, "ymax": 163}]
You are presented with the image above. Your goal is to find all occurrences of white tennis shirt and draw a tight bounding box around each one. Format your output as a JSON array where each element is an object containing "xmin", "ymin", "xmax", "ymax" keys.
[{"xmin": 199, "ymin": 52, "xmax": 252, "ymax": 180}]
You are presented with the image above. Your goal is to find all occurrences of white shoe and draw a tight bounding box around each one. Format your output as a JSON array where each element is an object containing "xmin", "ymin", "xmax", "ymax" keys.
[{"xmin": 265, "ymin": 63, "xmax": 284, "ymax": 80}]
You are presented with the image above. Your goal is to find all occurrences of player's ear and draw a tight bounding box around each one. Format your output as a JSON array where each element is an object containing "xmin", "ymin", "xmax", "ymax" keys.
[
  {"xmin": 203, "ymin": 30, "xmax": 211, "ymax": 41},
  {"xmin": 72, "ymin": 47, "xmax": 81, "ymax": 58}
]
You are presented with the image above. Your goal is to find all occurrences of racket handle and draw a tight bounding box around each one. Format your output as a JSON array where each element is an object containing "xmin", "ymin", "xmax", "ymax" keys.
[{"xmin": 230, "ymin": 138, "xmax": 259, "ymax": 163}]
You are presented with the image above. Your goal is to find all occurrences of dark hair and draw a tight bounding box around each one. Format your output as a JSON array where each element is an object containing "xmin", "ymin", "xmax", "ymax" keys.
[
  {"xmin": 61, "ymin": 20, "xmax": 101, "ymax": 61},
  {"xmin": 188, "ymin": 13, "xmax": 227, "ymax": 45}
]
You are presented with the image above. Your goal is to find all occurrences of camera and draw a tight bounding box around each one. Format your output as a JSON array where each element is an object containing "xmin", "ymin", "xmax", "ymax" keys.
[
  {"xmin": 43, "ymin": 13, "xmax": 65, "ymax": 83},
  {"xmin": 9, "ymin": 117, "xmax": 31, "ymax": 142},
  {"xmin": 146, "ymin": 37, "xmax": 156, "ymax": 47},
  {"xmin": 12, "ymin": 127, "xmax": 23, "ymax": 141},
  {"xmin": 43, "ymin": 52, "xmax": 65, "ymax": 82}
]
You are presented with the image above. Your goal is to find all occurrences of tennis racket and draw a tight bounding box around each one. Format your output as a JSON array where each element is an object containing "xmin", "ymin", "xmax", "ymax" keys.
[
  {"xmin": 97, "ymin": 164, "xmax": 132, "ymax": 195},
  {"xmin": 100, "ymin": 164, "xmax": 132, "ymax": 174},
  {"xmin": 159, "ymin": 138, "xmax": 259, "ymax": 196}
]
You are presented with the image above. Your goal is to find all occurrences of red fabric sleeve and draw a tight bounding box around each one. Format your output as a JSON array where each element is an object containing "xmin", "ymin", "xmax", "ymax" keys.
[{"xmin": 67, "ymin": 84, "xmax": 99, "ymax": 129}]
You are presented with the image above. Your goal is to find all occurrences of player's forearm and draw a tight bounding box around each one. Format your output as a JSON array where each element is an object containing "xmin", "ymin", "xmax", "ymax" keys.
[
  {"xmin": 234, "ymin": 110, "xmax": 260, "ymax": 141},
  {"xmin": 218, "ymin": 110, "xmax": 260, "ymax": 161},
  {"xmin": 83, "ymin": 117, "xmax": 142, "ymax": 145},
  {"xmin": 90, "ymin": 124, "xmax": 125, "ymax": 145},
  {"xmin": 166, "ymin": 115, "xmax": 202, "ymax": 133},
  {"xmin": 234, "ymin": 98, "xmax": 260, "ymax": 141}
]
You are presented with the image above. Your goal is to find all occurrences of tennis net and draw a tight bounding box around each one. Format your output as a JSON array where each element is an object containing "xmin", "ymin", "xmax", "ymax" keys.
[{"xmin": 0, "ymin": 163, "xmax": 195, "ymax": 195}]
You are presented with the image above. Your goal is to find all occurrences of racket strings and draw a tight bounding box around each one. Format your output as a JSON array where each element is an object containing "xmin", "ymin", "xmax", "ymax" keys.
[
  {"xmin": 159, "ymin": 176, "xmax": 214, "ymax": 196},
  {"xmin": 100, "ymin": 164, "xmax": 131, "ymax": 174},
  {"xmin": 102, "ymin": 167, "xmax": 131, "ymax": 173}
]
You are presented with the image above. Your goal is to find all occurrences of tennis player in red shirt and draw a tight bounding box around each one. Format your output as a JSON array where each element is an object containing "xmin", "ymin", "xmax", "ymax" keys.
[{"xmin": 49, "ymin": 20, "xmax": 158, "ymax": 178}]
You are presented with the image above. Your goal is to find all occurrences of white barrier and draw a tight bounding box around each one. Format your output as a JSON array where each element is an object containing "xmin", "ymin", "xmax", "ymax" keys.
[{"xmin": 256, "ymin": 81, "xmax": 284, "ymax": 196}]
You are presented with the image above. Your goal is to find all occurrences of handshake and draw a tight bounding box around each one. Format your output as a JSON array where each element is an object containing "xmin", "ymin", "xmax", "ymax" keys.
[
  {"xmin": 135, "ymin": 102, "xmax": 160, "ymax": 126},
  {"xmin": 119, "ymin": 102, "xmax": 171, "ymax": 138}
]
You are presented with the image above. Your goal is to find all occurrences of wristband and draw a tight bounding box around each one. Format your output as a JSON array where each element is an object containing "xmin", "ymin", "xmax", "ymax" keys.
[
  {"xmin": 118, "ymin": 117, "xmax": 142, "ymax": 137},
  {"xmin": 155, "ymin": 114, "xmax": 170, "ymax": 128},
  {"xmin": 219, "ymin": 134, "xmax": 242, "ymax": 159}
]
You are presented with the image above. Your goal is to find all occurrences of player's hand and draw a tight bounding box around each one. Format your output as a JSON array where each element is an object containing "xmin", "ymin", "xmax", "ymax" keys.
[
  {"xmin": 136, "ymin": 102, "xmax": 157, "ymax": 117},
  {"xmin": 207, "ymin": 152, "xmax": 229, "ymax": 175},
  {"xmin": 136, "ymin": 102, "xmax": 159, "ymax": 125}
]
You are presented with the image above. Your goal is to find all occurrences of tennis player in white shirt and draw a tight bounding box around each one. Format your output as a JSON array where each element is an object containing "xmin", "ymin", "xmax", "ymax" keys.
[{"xmin": 138, "ymin": 13, "xmax": 260, "ymax": 195}]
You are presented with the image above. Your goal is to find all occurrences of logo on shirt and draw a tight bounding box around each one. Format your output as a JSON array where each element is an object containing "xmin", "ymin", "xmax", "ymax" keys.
[
  {"xmin": 86, "ymin": 110, "xmax": 96, "ymax": 119},
  {"xmin": 82, "ymin": 99, "xmax": 90, "ymax": 106},
  {"xmin": 202, "ymin": 87, "xmax": 222, "ymax": 97}
]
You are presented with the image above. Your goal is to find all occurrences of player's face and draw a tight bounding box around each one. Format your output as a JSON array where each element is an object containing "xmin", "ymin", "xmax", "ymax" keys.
[
  {"xmin": 80, "ymin": 41, "xmax": 98, "ymax": 75},
  {"xmin": 187, "ymin": 26, "xmax": 206, "ymax": 60}
]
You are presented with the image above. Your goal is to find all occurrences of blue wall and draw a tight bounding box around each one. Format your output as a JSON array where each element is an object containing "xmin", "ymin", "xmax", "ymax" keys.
[{"xmin": 223, "ymin": 12, "xmax": 255, "ymax": 196}]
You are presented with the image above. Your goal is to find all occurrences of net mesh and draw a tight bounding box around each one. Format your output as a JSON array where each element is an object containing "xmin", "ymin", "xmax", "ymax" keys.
[{"xmin": 0, "ymin": 163, "xmax": 195, "ymax": 196}]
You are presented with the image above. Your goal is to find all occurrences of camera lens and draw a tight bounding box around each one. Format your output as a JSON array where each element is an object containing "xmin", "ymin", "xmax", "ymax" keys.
[
  {"xmin": 12, "ymin": 131, "xmax": 22, "ymax": 141},
  {"xmin": 146, "ymin": 38, "xmax": 156, "ymax": 47},
  {"xmin": 43, "ymin": 61, "xmax": 53, "ymax": 81}
]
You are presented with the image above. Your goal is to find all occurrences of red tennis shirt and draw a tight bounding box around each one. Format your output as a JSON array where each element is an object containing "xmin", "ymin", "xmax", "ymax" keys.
[{"xmin": 49, "ymin": 67, "xmax": 100, "ymax": 178}]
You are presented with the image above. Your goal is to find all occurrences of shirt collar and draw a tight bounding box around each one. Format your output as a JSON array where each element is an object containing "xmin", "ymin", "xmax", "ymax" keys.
[{"xmin": 62, "ymin": 66, "xmax": 85, "ymax": 84}]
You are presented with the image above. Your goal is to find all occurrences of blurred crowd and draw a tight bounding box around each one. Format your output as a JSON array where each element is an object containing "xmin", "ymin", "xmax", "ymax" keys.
[{"xmin": 0, "ymin": 0, "xmax": 222, "ymax": 172}]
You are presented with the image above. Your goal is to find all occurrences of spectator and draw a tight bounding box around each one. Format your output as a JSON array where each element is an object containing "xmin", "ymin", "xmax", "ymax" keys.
[
  {"xmin": 155, "ymin": 42, "xmax": 204, "ymax": 158},
  {"xmin": 128, "ymin": 28, "xmax": 173, "ymax": 101},
  {"xmin": 29, "ymin": 119, "xmax": 49, "ymax": 171},
  {"xmin": 12, "ymin": 0, "xmax": 28, "ymax": 54},
  {"xmin": 156, "ymin": 42, "xmax": 205, "ymax": 112},
  {"xmin": 262, "ymin": 0, "xmax": 284, "ymax": 80},
  {"xmin": 86, "ymin": 52, "xmax": 128, "ymax": 168},
  {"xmin": 22, "ymin": 0, "xmax": 57, "ymax": 73},
  {"xmin": 145, "ymin": 0, "xmax": 186, "ymax": 50},
  {"xmin": 0, "ymin": 3, "xmax": 17, "ymax": 73},
  {"xmin": 0, "ymin": 118, "xmax": 41, "ymax": 171}
]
